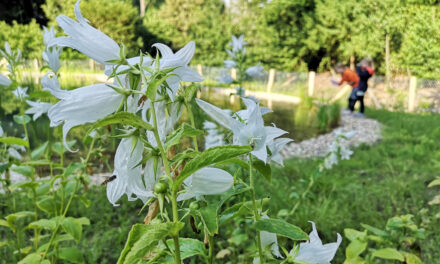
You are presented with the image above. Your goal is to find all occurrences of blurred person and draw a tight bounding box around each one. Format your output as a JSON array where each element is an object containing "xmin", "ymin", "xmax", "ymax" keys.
[
  {"xmin": 331, "ymin": 63, "xmax": 359, "ymax": 114},
  {"xmin": 351, "ymin": 58, "xmax": 374, "ymax": 117}
]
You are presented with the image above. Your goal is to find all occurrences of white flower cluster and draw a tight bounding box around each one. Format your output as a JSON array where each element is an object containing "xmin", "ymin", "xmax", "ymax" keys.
[
  {"xmin": 321, "ymin": 129, "xmax": 355, "ymax": 170},
  {"xmin": 39, "ymin": 0, "xmax": 236, "ymax": 207}
]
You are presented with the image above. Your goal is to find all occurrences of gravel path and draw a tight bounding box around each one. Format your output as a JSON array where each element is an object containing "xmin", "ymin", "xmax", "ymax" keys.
[{"xmin": 280, "ymin": 112, "xmax": 382, "ymax": 159}]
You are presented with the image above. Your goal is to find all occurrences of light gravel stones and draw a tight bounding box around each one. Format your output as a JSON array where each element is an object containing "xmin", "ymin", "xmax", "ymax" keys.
[{"xmin": 280, "ymin": 112, "xmax": 382, "ymax": 159}]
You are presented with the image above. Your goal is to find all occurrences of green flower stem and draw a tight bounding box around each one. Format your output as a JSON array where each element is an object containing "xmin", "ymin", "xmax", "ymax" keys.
[
  {"xmin": 149, "ymin": 101, "xmax": 182, "ymax": 264},
  {"xmin": 186, "ymin": 103, "xmax": 199, "ymax": 151},
  {"xmin": 249, "ymin": 154, "xmax": 264, "ymax": 263},
  {"xmin": 289, "ymin": 176, "xmax": 315, "ymax": 216},
  {"xmin": 208, "ymin": 234, "xmax": 214, "ymax": 264}
]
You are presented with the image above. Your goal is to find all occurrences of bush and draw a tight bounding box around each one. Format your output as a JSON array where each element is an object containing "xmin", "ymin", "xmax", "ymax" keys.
[{"xmin": 0, "ymin": 20, "xmax": 44, "ymax": 59}]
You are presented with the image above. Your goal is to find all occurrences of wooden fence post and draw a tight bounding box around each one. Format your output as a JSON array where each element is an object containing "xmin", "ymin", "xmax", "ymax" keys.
[
  {"xmin": 197, "ymin": 64, "xmax": 203, "ymax": 77},
  {"xmin": 231, "ymin": 68, "xmax": 237, "ymax": 80},
  {"xmin": 308, "ymin": 71, "xmax": 315, "ymax": 97},
  {"xmin": 266, "ymin": 68, "xmax": 276, "ymax": 108},
  {"xmin": 89, "ymin": 59, "xmax": 95, "ymax": 72},
  {"xmin": 408, "ymin": 76, "xmax": 417, "ymax": 112}
]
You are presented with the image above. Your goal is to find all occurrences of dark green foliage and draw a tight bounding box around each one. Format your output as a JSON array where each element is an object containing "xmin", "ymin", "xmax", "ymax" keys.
[
  {"xmin": 0, "ymin": 20, "xmax": 44, "ymax": 59},
  {"xmin": 255, "ymin": 109, "xmax": 440, "ymax": 262}
]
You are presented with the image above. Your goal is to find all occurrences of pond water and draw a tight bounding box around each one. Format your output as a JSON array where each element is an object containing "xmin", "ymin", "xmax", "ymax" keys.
[{"xmin": 200, "ymin": 90, "xmax": 320, "ymax": 142}]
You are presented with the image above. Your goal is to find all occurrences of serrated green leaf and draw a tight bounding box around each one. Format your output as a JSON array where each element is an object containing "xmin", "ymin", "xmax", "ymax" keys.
[
  {"xmin": 0, "ymin": 137, "xmax": 29, "ymax": 147},
  {"xmin": 37, "ymin": 234, "xmax": 74, "ymax": 253},
  {"xmin": 253, "ymin": 218, "xmax": 309, "ymax": 241},
  {"xmin": 6, "ymin": 211, "xmax": 35, "ymax": 224},
  {"xmin": 404, "ymin": 252, "xmax": 422, "ymax": 264},
  {"xmin": 37, "ymin": 196, "xmax": 57, "ymax": 214},
  {"xmin": 117, "ymin": 222, "xmax": 184, "ymax": 264},
  {"xmin": 344, "ymin": 229, "xmax": 367, "ymax": 242},
  {"xmin": 8, "ymin": 181, "xmax": 39, "ymax": 192},
  {"xmin": 174, "ymin": 145, "xmax": 252, "ymax": 190},
  {"xmin": 62, "ymin": 217, "xmax": 82, "ymax": 242},
  {"xmin": 11, "ymin": 165, "xmax": 34, "ymax": 178},
  {"xmin": 360, "ymin": 223, "xmax": 389, "ymax": 238},
  {"xmin": 28, "ymin": 219, "xmax": 57, "ymax": 231},
  {"xmin": 166, "ymin": 238, "xmax": 207, "ymax": 260},
  {"xmin": 58, "ymin": 247, "xmax": 84, "ymax": 264},
  {"xmin": 31, "ymin": 141, "xmax": 48, "ymax": 160},
  {"xmin": 88, "ymin": 112, "xmax": 153, "ymax": 134},
  {"xmin": 165, "ymin": 123, "xmax": 204, "ymax": 151},
  {"xmin": 18, "ymin": 253, "xmax": 42, "ymax": 264},
  {"xmin": 372, "ymin": 248, "xmax": 404, "ymax": 261}
]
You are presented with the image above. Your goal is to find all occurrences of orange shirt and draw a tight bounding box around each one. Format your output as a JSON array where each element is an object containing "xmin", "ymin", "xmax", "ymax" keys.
[{"xmin": 339, "ymin": 68, "xmax": 359, "ymax": 88}]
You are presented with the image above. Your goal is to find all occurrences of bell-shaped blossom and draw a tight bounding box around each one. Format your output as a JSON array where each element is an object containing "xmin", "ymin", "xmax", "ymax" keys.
[
  {"xmin": 13, "ymin": 87, "xmax": 28, "ymax": 100},
  {"xmin": 246, "ymin": 65, "xmax": 264, "ymax": 77},
  {"xmin": 152, "ymin": 42, "xmax": 203, "ymax": 100},
  {"xmin": 236, "ymin": 97, "xmax": 271, "ymax": 121},
  {"xmin": 0, "ymin": 74, "xmax": 11, "ymax": 87},
  {"xmin": 260, "ymin": 215, "xmax": 282, "ymax": 258},
  {"xmin": 267, "ymin": 137, "xmax": 293, "ymax": 166},
  {"xmin": 43, "ymin": 46, "xmax": 62, "ymax": 73},
  {"xmin": 224, "ymin": 60, "xmax": 236, "ymax": 69},
  {"xmin": 196, "ymin": 98, "xmax": 287, "ymax": 162},
  {"xmin": 229, "ymin": 34, "xmax": 247, "ymax": 53},
  {"xmin": 216, "ymin": 70, "xmax": 233, "ymax": 84},
  {"xmin": 42, "ymin": 73, "xmax": 68, "ymax": 99},
  {"xmin": 25, "ymin": 100, "xmax": 52, "ymax": 121},
  {"xmin": 323, "ymin": 152, "xmax": 338, "ymax": 170},
  {"xmin": 47, "ymin": 82, "xmax": 124, "ymax": 151},
  {"xmin": 128, "ymin": 157, "xmax": 162, "ymax": 203},
  {"xmin": 42, "ymin": 26, "xmax": 57, "ymax": 46},
  {"xmin": 177, "ymin": 168, "xmax": 233, "ymax": 201},
  {"xmin": 204, "ymin": 121, "xmax": 224, "ymax": 149},
  {"xmin": 290, "ymin": 221, "xmax": 342, "ymax": 264},
  {"xmin": 49, "ymin": 0, "xmax": 120, "ymax": 64},
  {"xmin": 106, "ymin": 137, "xmax": 143, "ymax": 206}
]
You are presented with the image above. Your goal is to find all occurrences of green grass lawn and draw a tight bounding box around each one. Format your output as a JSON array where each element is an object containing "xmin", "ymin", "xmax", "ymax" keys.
[{"xmin": 256, "ymin": 108, "xmax": 440, "ymax": 263}]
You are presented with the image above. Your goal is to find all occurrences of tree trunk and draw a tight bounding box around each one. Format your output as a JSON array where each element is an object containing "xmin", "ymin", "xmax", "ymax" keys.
[
  {"xmin": 140, "ymin": 0, "xmax": 146, "ymax": 17},
  {"xmin": 385, "ymin": 33, "xmax": 390, "ymax": 88}
]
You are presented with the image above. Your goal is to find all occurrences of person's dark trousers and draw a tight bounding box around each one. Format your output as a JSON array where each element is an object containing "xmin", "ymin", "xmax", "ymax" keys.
[{"xmin": 348, "ymin": 96, "xmax": 365, "ymax": 113}]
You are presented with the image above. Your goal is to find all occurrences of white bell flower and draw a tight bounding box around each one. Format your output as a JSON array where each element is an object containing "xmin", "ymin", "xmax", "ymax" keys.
[
  {"xmin": 128, "ymin": 158, "xmax": 162, "ymax": 203},
  {"xmin": 204, "ymin": 121, "xmax": 224, "ymax": 149},
  {"xmin": 42, "ymin": 73, "xmax": 68, "ymax": 99},
  {"xmin": 47, "ymin": 82, "xmax": 124, "ymax": 151},
  {"xmin": 224, "ymin": 60, "xmax": 236, "ymax": 69},
  {"xmin": 290, "ymin": 221, "xmax": 342, "ymax": 264},
  {"xmin": 230, "ymin": 34, "xmax": 247, "ymax": 53},
  {"xmin": 0, "ymin": 74, "xmax": 11, "ymax": 87},
  {"xmin": 260, "ymin": 215, "xmax": 282, "ymax": 258},
  {"xmin": 13, "ymin": 87, "xmax": 28, "ymax": 100},
  {"xmin": 152, "ymin": 42, "xmax": 203, "ymax": 100},
  {"xmin": 49, "ymin": 0, "xmax": 120, "ymax": 65},
  {"xmin": 216, "ymin": 70, "xmax": 233, "ymax": 84},
  {"xmin": 106, "ymin": 137, "xmax": 144, "ymax": 206},
  {"xmin": 25, "ymin": 100, "xmax": 52, "ymax": 121},
  {"xmin": 339, "ymin": 146, "xmax": 353, "ymax": 160},
  {"xmin": 43, "ymin": 46, "xmax": 62, "ymax": 73},
  {"xmin": 267, "ymin": 137, "xmax": 293, "ymax": 166},
  {"xmin": 246, "ymin": 65, "xmax": 264, "ymax": 77},
  {"xmin": 236, "ymin": 97, "xmax": 272, "ymax": 121},
  {"xmin": 42, "ymin": 26, "xmax": 57, "ymax": 46},
  {"xmin": 177, "ymin": 168, "xmax": 233, "ymax": 201},
  {"xmin": 323, "ymin": 152, "xmax": 338, "ymax": 170},
  {"xmin": 196, "ymin": 98, "xmax": 287, "ymax": 162}
]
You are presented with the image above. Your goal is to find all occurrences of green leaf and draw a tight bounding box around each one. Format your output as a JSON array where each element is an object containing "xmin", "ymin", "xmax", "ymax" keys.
[
  {"xmin": 37, "ymin": 196, "xmax": 57, "ymax": 214},
  {"xmin": 11, "ymin": 165, "xmax": 34, "ymax": 178},
  {"xmin": 344, "ymin": 229, "xmax": 367, "ymax": 242},
  {"xmin": 214, "ymin": 157, "xmax": 248, "ymax": 169},
  {"xmin": 428, "ymin": 178, "xmax": 440, "ymax": 187},
  {"xmin": 62, "ymin": 217, "xmax": 82, "ymax": 242},
  {"xmin": 166, "ymin": 238, "xmax": 207, "ymax": 260},
  {"xmin": 6, "ymin": 211, "xmax": 35, "ymax": 224},
  {"xmin": 372, "ymin": 248, "xmax": 404, "ymax": 261},
  {"xmin": 346, "ymin": 240, "xmax": 367, "ymax": 259},
  {"xmin": 360, "ymin": 224, "xmax": 389, "ymax": 238},
  {"xmin": 117, "ymin": 222, "xmax": 184, "ymax": 264},
  {"xmin": 28, "ymin": 219, "xmax": 57, "ymax": 231},
  {"xmin": 0, "ymin": 219, "xmax": 12, "ymax": 229},
  {"xmin": 9, "ymin": 181, "xmax": 39, "ymax": 192},
  {"xmin": 253, "ymin": 159, "xmax": 272, "ymax": 182},
  {"xmin": 253, "ymin": 218, "xmax": 309, "ymax": 241},
  {"xmin": 88, "ymin": 112, "xmax": 153, "ymax": 133},
  {"xmin": 18, "ymin": 253, "xmax": 42, "ymax": 264},
  {"xmin": 58, "ymin": 247, "xmax": 84, "ymax": 264},
  {"xmin": 174, "ymin": 145, "xmax": 252, "ymax": 190},
  {"xmin": 13, "ymin": 114, "xmax": 31, "ymax": 125},
  {"xmin": 0, "ymin": 137, "xmax": 29, "ymax": 147},
  {"xmin": 198, "ymin": 204, "xmax": 218, "ymax": 235},
  {"xmin": 404, "ymin": 252, "xmax": 422, "ymax": 264},
  {"xmin": 164, "ymin": 123, "xmax": 204, "ymax": 151},
  {"xmin": 31, "ymin": 142, "xmax": 49, "ymax": 160},
  {"xmin": 184, "ymin": 85, "xmax": 198, "ymax": 103},
  {"xmin": 37, "ymin": 234, "xmax": 74, "ymax": 253}
]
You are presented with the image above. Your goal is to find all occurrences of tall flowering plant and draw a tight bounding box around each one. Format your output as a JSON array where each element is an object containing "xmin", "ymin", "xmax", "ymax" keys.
[{"xmin": 1, "ymin": 1, "xmax": 344, "ymax": 263}]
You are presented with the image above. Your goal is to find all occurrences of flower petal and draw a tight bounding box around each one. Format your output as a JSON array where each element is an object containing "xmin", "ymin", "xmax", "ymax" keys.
[{"xmin": 196, "ymin": 99, "xmax": 241, "ymax": 131}]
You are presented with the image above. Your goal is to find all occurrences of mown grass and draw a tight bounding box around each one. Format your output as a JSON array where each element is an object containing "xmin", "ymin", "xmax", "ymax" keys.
[{"xmin": 255, "ymin": 108, "xmax": 440, "ymax": 263}]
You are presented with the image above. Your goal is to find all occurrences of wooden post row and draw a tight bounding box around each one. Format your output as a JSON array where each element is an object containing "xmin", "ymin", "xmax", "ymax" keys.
[
  {"xmin": 408, "ymin": 76, "xmax": 417, "ymax": 112},
  {"xmin": 308, "ymin": 71, "xmax": 315, "ymax": 97}
]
